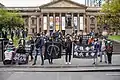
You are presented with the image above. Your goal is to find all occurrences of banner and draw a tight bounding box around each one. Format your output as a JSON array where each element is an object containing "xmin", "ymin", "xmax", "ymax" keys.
[
  {"xmin": 73, "ymin": 35, "xmax": 96, "ymax": 59},
  {"xmin": 80, "ymin": 17, "xmax": 84, "ymax": 30},
  {"xmin": 62, "ymin": 17, "xmax": 65, "ymax": 30},
  {"xmin": 49, "ymin": 16, "xmax": 53, "ymax": 30},
  {"xmin": 56, "ymin": 17, "xmax": 59, "ymax": 31},
  {"xmin": 74, "ymin": 17, "xmax": 77, "ymax": 30},
  {"xmin": 73, "ymin": 44, "xmax": 97, "ymax": 58},
  {"xmin": 43, "ymin": 16, "xmax": 47, "ymax": 30},
  {"xmin": 44, "ymin": 42, "xmax": 61, "ymax": 59}
]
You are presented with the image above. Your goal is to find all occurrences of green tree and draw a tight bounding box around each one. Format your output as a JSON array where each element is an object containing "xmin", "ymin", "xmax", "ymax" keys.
[
  {"xmin": 98, "ymin": 0, "xmax": 120, "ymax": 34},
  {"xmin": 0, "ymin": 8, "xmax": 24, "ymax": 32}
]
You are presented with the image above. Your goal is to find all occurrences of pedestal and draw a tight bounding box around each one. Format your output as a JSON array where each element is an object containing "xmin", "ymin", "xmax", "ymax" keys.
[{"xmin": 65, "ymin": 27, "xmax": 73, "ymax": 35}]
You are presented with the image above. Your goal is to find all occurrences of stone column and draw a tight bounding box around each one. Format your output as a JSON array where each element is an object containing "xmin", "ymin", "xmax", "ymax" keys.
[
  {"xmin": 77, "ymin": 13, "xmax": 80, "ymax": 32},
  {"xmin": 95, "ymin": 16, "xmax": 97, "ymax": 33},
  {"xmin": 41, "ymin": 13, "xmax": 43, "ymax": 32},
  {"xmin": 28, "ymin": 16, "xmax": 31, "ymax": 34},
  {"xmin": 53, "ymin": 13, "xmax": 55, "ymax": 31},
  {"xmin": 71, "ymin": 13, "xmax": 74, "ymax": 28},
  {"xmin": 37, "ymin": 16, "xmax": 39, "ymax": 33},
  {"xmin": 87, "ymin": 15, "xmax": 90, "ymax": 33},
  {"xmin": 83, "ymin": 14, "xmax": 86, "ymax": 33},
  {"xmin": 47, "ymin": 13, "xmax": 49, "ymax": 33},
  {"xmin": 59, "ymin": 13, "xmax": 62, "ymax": 31}
]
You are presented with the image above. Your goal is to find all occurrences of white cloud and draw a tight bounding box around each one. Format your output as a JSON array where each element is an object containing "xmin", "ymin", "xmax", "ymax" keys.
[{"xmin": 0, "ymin": 0, "xmax": 85, "ymax": 7}]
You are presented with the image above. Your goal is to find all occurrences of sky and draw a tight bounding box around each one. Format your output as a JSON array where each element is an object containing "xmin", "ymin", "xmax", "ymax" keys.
[{"xmin": 0, "ymin": 0, "xmax": 85, "ymax": 7}]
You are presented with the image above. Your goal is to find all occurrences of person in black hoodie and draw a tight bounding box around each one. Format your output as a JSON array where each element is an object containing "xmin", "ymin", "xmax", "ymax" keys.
[
  {"xmin": 32, "ymin": 33, "xmax": 44, "ymax": 65},
  {"xmin": 65, "ymin": 34, "xmax": 72, "ymax": 64},
  {"xmin": 28, "ymin": 37, "xmax": 34, "ymax": 61}
]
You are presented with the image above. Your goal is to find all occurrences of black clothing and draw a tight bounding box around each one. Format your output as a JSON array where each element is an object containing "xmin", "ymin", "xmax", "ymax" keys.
[{"xmin": 65, "ymin": 38, "xmax": 72, "ymax": 62}]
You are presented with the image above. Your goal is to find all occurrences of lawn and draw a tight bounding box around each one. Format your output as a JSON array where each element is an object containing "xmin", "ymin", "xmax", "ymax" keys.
[{"xmin": 108, "ymin": 35, "xmax": 120, "ymax": 41}]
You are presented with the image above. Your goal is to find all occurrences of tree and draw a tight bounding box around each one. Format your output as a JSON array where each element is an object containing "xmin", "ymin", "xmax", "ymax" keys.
[
  {"xmin": 0, "ymin": 8, "xmax": 24, "ymax": 32},
  {"xmin": 98, "ymin": 0, "xmax": 120, "ymax": 34}
]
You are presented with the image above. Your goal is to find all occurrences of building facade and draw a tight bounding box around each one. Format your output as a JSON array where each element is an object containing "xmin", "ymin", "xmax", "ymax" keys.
[{"xmin": 2, "ymin": 0, "xmax": 103, "ymax": 35}]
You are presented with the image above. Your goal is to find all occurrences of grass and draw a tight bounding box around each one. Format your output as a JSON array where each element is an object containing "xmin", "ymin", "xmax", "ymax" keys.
[{"xmin": 108, "ymin": 35, "xmax": 120, "ymax": 41}]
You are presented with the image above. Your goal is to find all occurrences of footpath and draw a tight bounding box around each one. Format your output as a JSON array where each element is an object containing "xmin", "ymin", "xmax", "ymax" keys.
[{"xmin": 0, "ymin": 55, "xmax": 120, "ymax": 72}]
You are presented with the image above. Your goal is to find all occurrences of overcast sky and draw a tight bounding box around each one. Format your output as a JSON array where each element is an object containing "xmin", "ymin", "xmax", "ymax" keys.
[{"xmin": 0, "ymin": 0, "xmax": 85, "ymax": 7}]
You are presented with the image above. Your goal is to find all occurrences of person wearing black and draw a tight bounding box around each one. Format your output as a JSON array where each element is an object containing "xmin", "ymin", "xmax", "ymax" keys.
[
  {"xmin": 18, "ymin": 38, "xmax": 26, "ymax": 47},
  {"xmin": 11, "ymin": 30, "xmax": 14, "ymax": 41},
  {"xmin": 32, "ymin": 33, "xmax": 44, "ymax": 65},
  {"xmin": 105, "ymin": 40, "xmax": 113, "ymax": 64},
  {"xmin": 65, "ymin": 35, "xmax": 72, "ymax": 64},
  {"xmin": 28, "ymin": 37, "xmax": 34, "ymax": 61}
]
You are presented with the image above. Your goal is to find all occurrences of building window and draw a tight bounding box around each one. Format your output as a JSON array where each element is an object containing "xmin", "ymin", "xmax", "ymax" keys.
[
  {"xmin": 31, "ymin": 18, "xmax": 36, "ymax": 25},
  {"xmin": 32, "ymin": 28, "xmax": 34, "ymax": 33},
  {"xmin": 25, "ymin": 18, "xmax": 28, "ymax": 26},
  {"xmin": 90, "ymin": 16, "xmax": 95, "ymax": 24},
  {"xmin": 39, "ymin": 18, "xmax": 41, "ymax": 26}
]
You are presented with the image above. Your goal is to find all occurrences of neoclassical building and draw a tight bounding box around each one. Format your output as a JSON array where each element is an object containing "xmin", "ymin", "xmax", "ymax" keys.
[{"xmin": 2, "ymin": 0, "xmax": 103, "ymax": 35}]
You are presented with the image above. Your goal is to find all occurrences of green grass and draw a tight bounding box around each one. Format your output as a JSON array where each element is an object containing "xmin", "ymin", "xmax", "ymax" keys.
[{"xmin": 108, "ymin": 35, "xmax": 120, "ymax": 41}]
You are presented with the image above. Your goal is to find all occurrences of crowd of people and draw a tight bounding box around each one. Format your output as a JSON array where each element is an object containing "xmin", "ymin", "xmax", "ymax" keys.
[{"xmin": 3, "ymin": 30, "xmax": 113, "ymax": 65}]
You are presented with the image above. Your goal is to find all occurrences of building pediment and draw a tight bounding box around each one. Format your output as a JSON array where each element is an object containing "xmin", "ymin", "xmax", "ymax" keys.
[{"xmin": 40, "ymin": 0, "xmax": 87, "ymax": 9}]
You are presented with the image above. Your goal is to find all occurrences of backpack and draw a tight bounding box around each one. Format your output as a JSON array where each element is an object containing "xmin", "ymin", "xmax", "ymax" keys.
[{"xmin": 106, "ymin": 41, "xmax": 113, "ymax": 53}]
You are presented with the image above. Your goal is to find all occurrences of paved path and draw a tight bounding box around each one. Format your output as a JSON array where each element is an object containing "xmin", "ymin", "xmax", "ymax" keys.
[
  {"xmin": 0, "ymin": 55, "xmax": 120, "ymax": 68},
  {"xmin": 0, "ymin": 72, "xmax": 120, "ymax": 80}
]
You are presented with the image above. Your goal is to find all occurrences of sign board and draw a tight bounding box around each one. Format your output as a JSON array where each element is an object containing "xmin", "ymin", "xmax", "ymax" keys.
[{"xmin": 44, "ymin": 42, "xmax": 61, "ymax": 59}]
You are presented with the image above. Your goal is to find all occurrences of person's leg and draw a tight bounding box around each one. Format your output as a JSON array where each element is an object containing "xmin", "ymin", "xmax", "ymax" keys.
[
  {"xmin": 69, "ymin": 52, "xmax": 71, "ymax": 63},
  {"xmin": 65, "ymin": 51, "xmax": 68, "ymax": 63},
  {"xmin": 29, "ymin": 50, "xmax": 33, "ymax": 61},
  {"xmin": 33, "ymin": 49, "xmax": 38, "ymax": 65},
  {"xmin": 100, "ymin": 51, "xmax": 103, "ymax": 62},
  {"xmin": 40, "ymin": 48, "xmax": 44, "ymax": 65},
  {"xmin": 106, "ymin": 52, "xmax": 110, "ymax": 64},
  {"xmin": 109, "ymin": 53, "xmax": 112, "ymax": 64},
  {"xmin": 103, "ymin": 51, "xmax": 107, "ymax": 63},
  {"xmin": 48, "ymin": 56, "xmax": 51, "ymax": 64}
]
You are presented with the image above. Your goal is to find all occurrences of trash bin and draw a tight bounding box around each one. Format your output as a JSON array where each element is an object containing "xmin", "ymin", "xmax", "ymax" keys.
[{"xmin": 0, "ymin": 38, "xmax": 9, "ymax": 61}]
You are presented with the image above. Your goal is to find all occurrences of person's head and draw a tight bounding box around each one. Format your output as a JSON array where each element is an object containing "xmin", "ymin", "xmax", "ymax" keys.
[
  {"xmin": 94, "ymin": 38, "xmax": 98, "ymax": 42},
  {"xmin": 37, "ymin": 33, "xmax": 40, "ymax": 37},
  {"xmin": 9, "ymin": 39, "xmax": 13, "ymax": 45},
  {"xmin": 19, "ymin": 44, "xmax": 23, "ymax": 48}
]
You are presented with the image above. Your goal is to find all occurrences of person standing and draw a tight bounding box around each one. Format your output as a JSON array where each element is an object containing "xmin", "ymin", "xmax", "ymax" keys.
[
  {"xmin": 11, "ymin": 30, "xmax": 14, "ymax": 41},
  {"xmin": 105, "ymin": 40, "xmax": 113, "ymax": 64},
  {"xmin": 28, "ymin": 37, "xmax": 34, "ymax": 61},
  {"xmin": 32, "ymin": 33, "xmax": 44, "ymax": 65},
  {"xmin": 100, "ymin": 38, "xmax": 107, "ymax": 63},
  {"xmin": 65, "ymin": 35, "xmax": 72, "ymax": 64}
]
